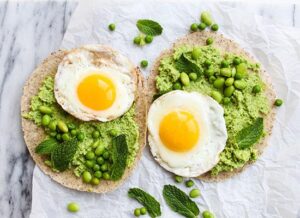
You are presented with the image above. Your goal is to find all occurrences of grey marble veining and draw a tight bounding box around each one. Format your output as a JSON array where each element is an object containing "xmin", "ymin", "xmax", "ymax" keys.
[{"xmin": 0, "ymin": 1, "xmax": 299, "ymax": 218}]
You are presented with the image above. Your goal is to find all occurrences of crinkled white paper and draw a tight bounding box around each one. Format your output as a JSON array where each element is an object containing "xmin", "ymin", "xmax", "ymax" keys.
[{"xmin": 30, "ymin": 0, "xmax": 300, "ymax": 217}]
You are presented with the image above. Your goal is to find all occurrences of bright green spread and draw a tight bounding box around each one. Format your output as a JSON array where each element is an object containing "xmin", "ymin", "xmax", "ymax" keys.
[
  {"xmin": 156, "ymin": 45, "xmax": 270, "ymax": 175},
  {"xmin": 24, "ymin": 77, "xmax": 139, "ymax": 177}
]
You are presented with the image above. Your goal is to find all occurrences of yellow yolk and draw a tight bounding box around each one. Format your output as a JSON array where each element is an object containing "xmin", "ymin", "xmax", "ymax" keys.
[
  {"xmin": 159, "ymin": 110, "xmax": 200, "ymax": 152},
  {"xmin": 77, "ymin": 74, "xmax": 116, "ymax": 111}
]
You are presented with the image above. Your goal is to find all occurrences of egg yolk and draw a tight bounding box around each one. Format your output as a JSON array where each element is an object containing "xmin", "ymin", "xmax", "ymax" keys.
[
  {"xmin": 77, "ymin": 74, "xmax": 116, "ymax": 111},
  {"xmin": 159, "ymin": 110, "xmax": 200, "ymax": 152}
]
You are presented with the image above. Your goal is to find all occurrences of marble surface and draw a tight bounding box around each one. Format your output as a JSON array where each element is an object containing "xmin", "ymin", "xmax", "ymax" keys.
[{"xmin": 0, "ymin": 1, "xmax": 299, "ymax": 218}]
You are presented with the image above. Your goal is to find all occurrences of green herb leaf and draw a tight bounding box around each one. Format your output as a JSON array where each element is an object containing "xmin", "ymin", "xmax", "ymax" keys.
[
  {"xmin": 110, "ymin": 134, "xmax": 128, "ymax": 181},
  {"xmin": 35, "ymin": 138, "xmax": 58, "ymax": 155},
  {"xmin": 51, "ymin": 138, "xmax": 78, "ymax": 172},
  {"xmin": 236, "ymin": 117, "xmax": 264, "ymax": 149},
  {"xmin": 136, "ymin": 19, "xmax": 163, "ymax": 36},
  {"xmin": 175, "ymin": 54, "xmax": 203, "ymax": 76},
  {"xmin": 128, "ymin": 188, "xmax": 161, "ymax": 218},
  {"xmin": 163, "ymin": 185, "xmax": 199, "ymax": 218}
]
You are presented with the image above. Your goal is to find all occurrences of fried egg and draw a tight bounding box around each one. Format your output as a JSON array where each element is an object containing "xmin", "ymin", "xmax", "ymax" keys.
[
  {"xmin": 54, "ymin": 45, "xmax": 136, "ymax": 122},
  {"xmin": 147, "ymin": 90, "xmax": 227, "ymax": 177}
]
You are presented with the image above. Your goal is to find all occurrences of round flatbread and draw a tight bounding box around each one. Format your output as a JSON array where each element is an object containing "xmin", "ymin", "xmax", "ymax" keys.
[
  {"xmin": 21, "ymin": 48, "xmax": 147, "ymax": 193},
  {"xmin": 148, "ymin": 32, "xmax": 276, "ymax": 182}
]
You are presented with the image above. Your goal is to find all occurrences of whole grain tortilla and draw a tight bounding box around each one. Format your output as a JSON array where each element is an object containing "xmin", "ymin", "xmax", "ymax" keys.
[
  {"xmin": 147, "ymin": 32, "xmax": 276, "ymax": 182},
  {"xmin": 21, "ymin": 48, "xmax": 147, "ymax": 193}
]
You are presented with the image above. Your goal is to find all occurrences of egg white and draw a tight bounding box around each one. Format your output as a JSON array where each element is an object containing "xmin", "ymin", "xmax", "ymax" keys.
[
  {"xmin": 147, "ymin": 90, "xmax": 227, "ymax": 177},
  {"xmin": 54, "ymin": 45, "xmax": 136, "ymax": 122}
]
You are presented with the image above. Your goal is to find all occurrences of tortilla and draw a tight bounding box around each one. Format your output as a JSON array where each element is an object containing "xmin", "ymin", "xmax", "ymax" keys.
[
  {"xmin": 147, "ymin": 32, "xmax": 276, "ymax": 182},
  {"xmin": 21, "ymin": 48, "xmax": 147, "ymax": 193}
]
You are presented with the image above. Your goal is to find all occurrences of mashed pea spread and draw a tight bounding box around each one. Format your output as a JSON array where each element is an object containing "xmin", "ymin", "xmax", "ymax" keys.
[
  {"xmin": 156, "ymin": 45, "xmax": 270, "ymax": 175},
  {"xmin": 24, "ymin": 76, "xmax": 139, "ymax": 176}
]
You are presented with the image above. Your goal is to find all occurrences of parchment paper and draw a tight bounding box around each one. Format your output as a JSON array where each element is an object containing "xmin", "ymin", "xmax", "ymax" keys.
[{"xmin": 30, "ymin": 0, "xmax": 300, "ymax": 217}]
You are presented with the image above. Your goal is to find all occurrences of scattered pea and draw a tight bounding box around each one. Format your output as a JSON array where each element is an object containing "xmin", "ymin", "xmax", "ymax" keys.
[
  {"xmin": 211, "ymin": 91, "xmax": 223, "ymax": 103},
  {"xmin": 70, "ymin": 129, "xmax": 77, "ymax": 136},
  {"xmin": 41, "ymin": 115, "xmax": 51, "ymax": 126},
  {"xmin": 234, "ymin": 80, "xmax": 246, "ymax": 90},
  {"xmin": 57, "ymin": 121, "xmax": 68, "ymax": 133},
  {"xmin": 97, "ymin": 157, "xmax": 105, "ymax": 165},
  {"xmin": 103, "ymin": 172, "xmax": 110, "ymax": 180},
  {"xmin": 39, "ymin": 105, "xmax": 52, "ymax": 114},
  {"xmin": 206, "ymin": 37, "xmax": 213, "ymax": 45},
  {"xmin": 208, "ymin": 76, "xmax": 216, "ymax": 84},
  {"xmin": 190, "ymin": 23, "xmax": 198, "ymax": 32},
  {"xmin": 77, "ymin": 132, "xmax": 84, "ymax": 141},
  {"xmin": 48, "ymin": 120, "xmax": 57, "ymax": 131},
  {"xmin": 211, "ymin": 23, "xmax": 219, "ymax": 31},
  {"xmin": 252, "ymin": 85, "xmax": 261, "ymax": 94},
  {"xmin": 134, "ymin": 36, "xmax": 142, "ymax": 45},
  {"xmin": 145, "ymin": 35, "xmax": 153, "ymax": 43},
  {"xmin": 202, "ymin": 210, "xmax": 215, "ymax": 218},
  {"xmin": 189, "ymin": 73, "xmax": 197, "ymax": 81},
  {"xmin": 201, "ymin": 11, "xmax": 213, "ymax": 26},
  {"xmin": 109, "ymin": 129, "xmax": 118, "ymax": 137},
  {"xmin": 62, "ymin": 133, "xmax": 70, "ymax": 141},
  {"xmin": 220, "ymin": 68, "xmax": 231, "ymax": 77},
  {"xmin": 235, "ymin": 63, "xmax": 247, "ymax": 79},
  {"xmin": 101, "ymin": 163, "xmax": 108, "ymax": 171},
  {"xmin": 93, "ymin": 164, "xmax": 100, "ymax": 171},
  {"xmin": 134, "ymin": 208, "xmax": 141, "ymax": 217},
  {"xmin": 180, "ymin": 72, "xmax": 190, "ymax": 86},
  {"xmin": 274, "ymin": 99, "xmax": 283, "ymax": 106},
  {"xmin": 67, "ymin": 202, "xmax": 80, "ymax": 213},
  {"xmin": 108, "ymin": 23, "xmax": 116, "ymax": 31},
  {"xmin": 198, "ymin": 22, "xmax": 206, "ymax": 30},
  {"xmin": 224, "ymin": 86, "xmax": 235, "ymax": 97},
  {"xmin": 95, "ymin": 145, "xmax": 105, "ymax": 156},
  {"xmin": 94, "ymin": 171, "xmax": 102, "ymax": 179},
  {"xmin": 140, "ymin": 207, "xmax": 147, "ymax": 215},
  {"xmin": 92, "ymin": 130, "xmax": 100, "ymax": 138},
  {"xmin": 140, "ymin": 60, "xmax": 148, "ymax": 68},
  {"xmin": 225, "ymin": 78, "xmax": 234, "ymax": 86},
  {"xmin": 221, "ymin": 60, "xmax": 229, "ymax": 68},
  {"xmin": 82, "ymin": 171, "xmax": 92, "ymax": 183},
  {"xmin": 174, "ymin": 175, "xmax": 183, "ymax": 183},
  {"xmin": 103, "ymin": 151, "xmax": 110, "ymax": 160},
  {"xmin": 86, "ymin": 151, "xmax": 95, "ymax": 160},
  {"xmin": 86, "ymin": 160, "xmax": 95, "ymax": 168},
  {"xmin": 185, "ymin": 180, "xmax": 194, "ymax": 188},
  {"xmin": 233, "ymin": 57, "xmax": 241, "ymax": 65},
  {"xmin": 189, "ymin": 188, "xmax": 201, "ymax": 198},
  {"xmin": 192, "ymin": 48, "xmax": 201, "ymax": 60},
  {"xmin": 91, "ymin": 177, "xmax": 100, "ymax": 185},
  {"xmin": 213, "ymin": 77, "xmax": 225, "ymax": 89},
  {"xmin": 223, "ymin": 97, "xmax": 231, "ymax": 105},
  {"xmin": 173, "ymin": 82, "xmax": 182, "ymax": 90}
]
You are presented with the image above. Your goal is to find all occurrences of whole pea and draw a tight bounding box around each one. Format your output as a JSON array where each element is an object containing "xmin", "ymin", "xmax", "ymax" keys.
[
  {"xmin": 86, "ymin": 151, "xmax": 95, "ymax": 160},
  {"xmin": 213, "ymin": 77, "xmax": 225, "ymax": 89},
  {"xmin": 180, "ymin": 72, "xmax": 190, "ymax": 86},
  {"xmin": 224, "ymin": 86, "xmax": 235, "ymax": 97},
  {"xmin": 189, "ymin": 188, "xmax": 201, "ymax": 198},
  {"xmin": 204, "ymin": 68, "xmax": 214, "ymax": 77},
  {"xmin": 211, "ymin": 23, "xmax": 219, "ymax": 31},
  {"xmin": 223, "ymin": 97, "xmax": 231, "ymax": 105},
  {"xmin": 103, "ymin": 151, "xmax": 110, "ymax": 160},
  {"xmin": 70, "ymin": 129, "xmax": 77, "ymax": 136},
  {"xmin": 145, "ymin": 35, "xmax": 153, "ymax": 44},
  {"xmin": 190, "ymin": 23, "xmax": 198, "ymax": 32},
  {"xmin": 62, "ymin": 133, "xmax": 70, "ymax": 141},
  {"xmin": 202, "ymin": 210, "xmax": 215, "ymax": 218},
  {"xmin": 91, "ymin": 177, "xmax": 100, "ymax": 185},
  {"xmin": 231, "ymin": 67, "xmax": 236, "ymax": 78},
  {"xmin": 174, "ymin": 175, "xmax": 183, "ymax": 183},
  {"xmin": 274, "ymin": 99, "xmax": 283, "ymax": 106},
  {"xmin": 103, "ymin": 172, "xmax": 110, "ymax": 180},
  {"xmin": 97, "ymin": 157, "xmax": 105, "ymax": 165},
  {"xmin": 93, "ymin": 164, "xmax": 100, "ymax": 171},
  {"xmin": 185, "ymin": 180, "xmax": 194, "ymax": 188},
  {"xmin": 82, "ymin": 171, "xmax": 92, "ymax": 183},
  {"xmin": 211, "ymin": 91, "xmax": 223, "ymax": 103},
  {"xmin": 234, "ymin": 80, "xmax": 247, "ymax": 90},
  {"xmin": 85, "ymin": 160, "xmax": 95, "ymax": 168},
  {"xmin": 201, "ymin": 11, "xmax": 213, "ymax": 26},
  {"xmin": 56, "ymin": 134, "xmax": 62, "ymax": 141},
  {"xmin": 134, "ymin": 36, "xmax": 141, "ymax": 45},
  {"xmin": 192, "ymin": 48, "xmax": 201, "ymax": 60},
  {"xmin": 208, "ymin": 76, "xmax": 216, "ymax": 84},
  {"xmin": 252, "ymin": 85, "xmax": 261, "ymax": 93},
  {"xmin": 134, "ymin": 208, "xmax": 141, "ymax": 217},
  {"xmin": 67, "ymin": 202, "xmax": 80, "ymax": 213},
  {"xmin": 57, "ymin": 121, "xmax": 68, "ymax": 133},
  {"xmin": 41, "ymin": 115, "xmax": 51, "ymax": 126},
  {"xmin": 48, "ymin": 120, "xmax": 57, "ymax": 131},
  {"xmin": 198, "ymin": 22, "xmax": 206, "ymax": 30},
  {"xmin": 173, "ymin": 82, "xmax": 182, "ymax": 90},
  {"xmin": 189, "ymin": 73, "xmax": 198, "ymax": 81},
  {"xmin": 101, "ymin": 163, "xmax": 108, "ymax": 171},
  {"xmin": 95, "ymin": 145, "xmax": 105, "ymax": 156},
  {"xmin": 109, "ymin": 129, "xmax": 118, "ymax": 137},
  {"xmin": 233, "ymin": 57, "xmax": 241, "ymax": 65},
  {"xmin": 92, "ymin": 130, "xmax": 100, "ymax": 138},
  {"xmin": 77, "ymin": 132, "xmax": 85, "ymax": 141},
  {"xmin": 220, "ymin": 68, "xmax": 232, "ymax": 77},
  {"xmin": 206, "ymin": 37, "xmax": 213, "ymax": 45},
  {"xmin": 94, "ymin": 171, "xmax": 102, "ymax": 179},
  {"xmin": 221, "ymin": 60, "xmax": 229, "ymax": 68},
  {"xmin": 108, "ymin": 23, "xmax": 116, "ymax": 31},
  {"xmin": 235, "ymin": 63, "xmax": 247, "ymax": 79},
  {"xmin": 140, "ymin": 207, "xmax": 147, "ymax": 215},
  {"xmin": 39, "ymin": 105, "xmax": 52, "ymax": 114},
  {"xmin": 92, "ymin": 140, "xmax": 100, "ymax": 149},
  {"xmin": 204, "ymin": 60, "xmax": 212, "ymax": 67},
  {"xmin": 140, "ymin": 60, "xmax": 148, "ymax": 68},
  {"xmin": 225, "ymin": 78, "xmax": 234, "ymax": 86}
]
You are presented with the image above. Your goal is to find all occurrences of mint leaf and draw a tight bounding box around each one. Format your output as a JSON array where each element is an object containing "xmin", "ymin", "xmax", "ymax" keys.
[
  {"xmin": 175, "ymin": 54, "xmax": 203, "ymax": 76},
  {"xmin": 128, "ymin": 188, "xmax": 161, "ymax": 218},
  {"xmin": 110, "ymin": 134, "xmax": 128, "ymax": 181},
  {"xmin": 136, "ymin": 19, "xmax": 163, "ymax": 36},
  {"xmin": 236, "ymin": 117, "xmax": 264, "ymax": 149},
  {"xmin": 51, "ymin": 139, "xmax": 78, "ymax": 172},
  {"xmin": 35, "ymin": 138, "xmax": 58, "ymax": 155},
  {"xmin": 163, "ymin": 185, "xmax": 199, "ymax": 218}
]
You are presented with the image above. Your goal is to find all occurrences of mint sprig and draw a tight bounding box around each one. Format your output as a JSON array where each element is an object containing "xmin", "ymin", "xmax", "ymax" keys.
[
  {"xmin": 35, "ymin": 138, "xmax": 58, "ymax": 155},
  {"xmin": 110, "ymin": 135, "xmax": 128, "ymax": 181},
  {"xmin": 136, "ymin": 19, "xmax": 163, "ymax": 36},
  {"xmin": 175, "ymin": 54, "xmax": 203, "ymax": 76}
]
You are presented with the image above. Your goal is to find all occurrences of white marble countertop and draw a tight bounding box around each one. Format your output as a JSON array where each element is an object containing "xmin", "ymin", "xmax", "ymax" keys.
[{"xmin": 0, "ymin": 1, "xmax": 299, "ymax": 217}]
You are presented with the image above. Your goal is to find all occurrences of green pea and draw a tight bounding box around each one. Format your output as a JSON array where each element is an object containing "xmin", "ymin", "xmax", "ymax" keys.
[
  {"xmin": 211, "ymin": 23, "xmax": 219, "ymax": 31},
  {"xmin": 134, "ymin": 36, "xmax": 142, "ymax": 45},
  {"xmin": 220, "ymin": 68, "xmax": 231, "ymax": 77},
  {"xmin": 39, "ymin": 105, "xmax": 52, "ymax": 114},
  {"xmin": 235, "ymin": 63, "xmax": 248, "ymax": 79},
  {"xmin": 224, "ymin": 86, "xmax": 235, "ymax": 97},
  {"xmin": 95, "ymin": 145, "xmax": 105, "ymax": 156},
  {"xmin": 91, "ymin": 177, "xmax": 100, "ymax": 185},
  {"xmin": 103, "ymin": 151, "xmax": 110, "ymax": 159},
  {"xmin": 101, "ymin": 163, "xmax": 108, "ymax": 171},
  {"xmin": 67, "ymin": 123, "xmax": 76, "ymax": 130},
  {"xmin": 208, "ymin": 76, "xmax": 216, "ymax": 84},
  {"xmin": 173, "ymin": 82, "xmax": 182, "ymax": 90},
  {"xmin": 180, "ymin": 72, "xmax": 190, "ymax": 86},
  {"xmin": 198, "ymin": 22, "xmax": 206, "ymax": 30},
  {"xmin": 93, "ymin": 164, "xmax": 100, "ymax": 171},
  {"xmin": 97, "ymin": 157, "xmax": 105, "ymax": 165},
  {"xmin": 233, "ymin": 57, "xmax": 241, "ymax": 65},
  {"xmin": 214, "ymin": 68, "xmax": 221, "ymax": 76},
  {"xmin": 204, "ymin": 60, "xmax": 212, "ymax": 67},
  {"xmin": 94, "ymin": 171, "xmax": 102, "ymax": 179},
  {"xmin": 185, "ymin": 180, "xmax": 194, "ymax": 188},
  {"xmin": 145, "ymin": 35, "xmax": 153, "ymax": 43},
  {"xmin": 189, "ymin": 73, "xmax": 197, "ymax": 81},
  {"xmin": 225, "ymin": 78, "xmax": 234, "ymax": 86},
  {"xmin": 86, "ymin": 160, "xmax": 95, "ymax": 168},
  {"xmin": 174, "ymin": 175, "xmax": 183, "ymax": 183},
  {"xmin": 221, "ymin": 60, "xmax": 229, "ymax": 68},
  {"xmin": 108, "ymin": 23, "xmax": 116, "ymax": 31},
  {"xmin": 201, "ymin": 11, "xmax": 213, "ymax": 26},
  {"xmin": 134, "ymin": 208, "xmax": 141, "ymax": 217},
  {"xmin": 204, "ymin": 68, "xmax": 214, "ymax": 77},
  {"xmin": 48, "ymin": 120, "xmax": 57, "ymax": 131},
  {"xmin": 92, "ymin": 130, "xmax": 100, "ymax": 138},
  {"xmin": 70, "ymin": 129, "xmax": 77, "ymax": 136},
  {"xmin": 57, "ymin": 121, "xmax": 68, "ymax": 133},
  {"xmin": 41, "ymin": 115, "xmax": 51, "ymax": 126},
  {"xmin": 234, "ymin": 80, "xmax": 247, "ymax": 90},
  {"xmin": 211, "ymin": 91, "xmax": 223, "ymax": 103},
  {"xmin": 206, "ymin": 37, "xmax": 213, "ymax": 45},
  {"xmin": 62, "ymin": 133, "xmax": 70, "ymax": 141},
  {"xmin": 140, "ymin": 207, "xmax": 147, "ymax": 215},
  {"xmin": 189, "ymin": 188, "xmax": 201, "ymax": 198},
  {"xmin": 252, "ymin": 85, "xmax": 261, "ymax": 93},
  {"xmin": 231, "ymin": 67, "xmax": 236, "ymax": 78},
  {"xmin": 103, "ymin": 172, "xmax": 110, "ymax": 180},
  {"xmin": 67, "ymin": 202, "xmax": 80, "ymax": 213},
  {"xmin": 192, "ymin": 48, "xmax": 201, "ymax": 60},
  {"xmin": 56, "ymin": 134, "xmax": 62, "ymax": 141},
  {"xmin": 92, "ymin": 140, "xmax": 100, "ymax": 149},
  {"xmin": 202, "ymin": 210, "xmax": 215, "ymax": 218},
  {"xmin": 213, "ymin": 77, "xmax": 225, "ymax": 89},
  {"xmin": 82, "ymin": 171, "xmax": 92, "ymax": 183},
  {"xmin": 140, "ymin": 60, "xmax": 148, "ymax": 68},
  {"xmin": 86, "ymin": 151, "xmax": 95, "ymax": 160},
  {"xmin": 109, "ymin": 129, "xmax": 118, "ymax": 137},
  {"xmin": 190, "ymin": 23, "xmax": 198, "ymax": 32},
  {"xmin": 274, "ymin": 99, "xmax": 283, "ymax": 106},
  {"xmin": 77, "ymin": 132, "xmax": 84, "ymax": 141},
  {"xmin": 223, "ymin": 97, "xmax": 231, "ymax": 105}
]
